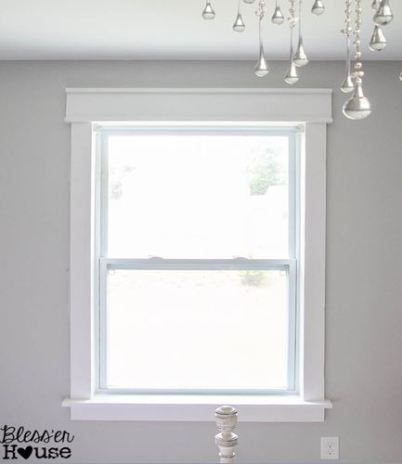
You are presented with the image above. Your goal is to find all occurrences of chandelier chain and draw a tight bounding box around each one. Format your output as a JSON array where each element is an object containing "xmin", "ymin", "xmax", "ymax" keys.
[
  {"xmin": 342, "ymin": 0, "xmax": 353, "ymax": 36},
  {"xmin": 353, "ymin": 0, "xmax": 364, "ymax": 80},
  {"xmin": 256, "ymin": 0, "xmax": 266, "ymax": 19},
  {"xmin": 298, "ymin": 0, "xmax": 303, "ymax": 33},
  {"xmin": 287, "ymin": 0, "xmax": 297, "ymax": 28}
]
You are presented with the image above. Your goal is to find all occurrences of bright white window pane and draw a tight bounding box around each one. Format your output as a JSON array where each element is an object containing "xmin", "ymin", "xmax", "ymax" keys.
[
  {"xmin": 105, "ymin": 269, "xmax": 289, "ymax": 391},
  {"xmin": 106, "ymin": 135, "xmax": 289, "ymax": 259}
]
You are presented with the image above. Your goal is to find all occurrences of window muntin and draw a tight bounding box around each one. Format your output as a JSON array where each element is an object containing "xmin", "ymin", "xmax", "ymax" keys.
[{"xmin": 97, "ymin": 127, "xmax": 299, "ymax": 395}]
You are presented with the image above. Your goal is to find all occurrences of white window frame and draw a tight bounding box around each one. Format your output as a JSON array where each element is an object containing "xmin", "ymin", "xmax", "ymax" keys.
[
  {"xmin": 98, "ymin": 125, "xmax": 298, "ymax": 396},
  {"xmin": 63, "ymin": 88, "xmax": 332, "ymax": 422}
]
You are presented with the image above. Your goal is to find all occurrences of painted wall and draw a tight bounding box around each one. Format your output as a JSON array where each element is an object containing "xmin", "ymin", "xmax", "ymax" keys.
[{"xmin": 0, "ymin": 61, "xmax": 401, "ymax": 464}]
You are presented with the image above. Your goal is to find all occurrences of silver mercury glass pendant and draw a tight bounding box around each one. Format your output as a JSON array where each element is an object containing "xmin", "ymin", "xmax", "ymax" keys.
[
  {"xmin": 343, "ymin": 78, "xmax": 372, "ymax": 120},
  {"xmin": 342, "ymin": 0, "xmax": 371, "ymax": 120},
  {"xmin": 202, "ymin": 1, "xmax": 216, "ymax": 19},
  {"xmin": 255, "ymin": 45, "xmax": 269, "ymax": 77},
  {"xmin": 341, "ymin": 74, "xmax": 354, "ymax": 93},
  {"xmin": 369, "ymin": 25, "xmax": 387, "ymax": 51},
  {"xmin": 311, "ymin": 0, "xmax": 325, "ymax": 16},
  {"xmin": 272, "ymin": 2, "xmax": 285, "ymax": 24},
  {"xmin": 284, "ymin": 60, "xmax": 299, "ymax": 84},
  {"xmin": 294, "ymin": 37, "xmax": 308, "ymax": 66},
  {"xmin": 341, "ymin": 32, "xmax": 354, "ymax": 93},
  {"xmin": 373, "ymin": 0, "xmax": 393, "ymax": 26},
  {"xmin": 255, "ymin": 2, "xmax": 269, "ymax": 77},
  {"xmin": 233, "ymin": 12, "xmax": 246, "ymax": 32},
  {"xmin": 294, "ymin": 0, "xmax": 308, "ymax": 67}
]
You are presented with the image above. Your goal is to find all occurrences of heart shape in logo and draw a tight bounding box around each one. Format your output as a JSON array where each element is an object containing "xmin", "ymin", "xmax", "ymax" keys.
[{"xmin": 17, "ymin": 447, "xmax": 33, "ymax": 460}]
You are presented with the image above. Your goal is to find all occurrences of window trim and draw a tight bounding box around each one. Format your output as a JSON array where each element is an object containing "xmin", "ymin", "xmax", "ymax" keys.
[{"xmin": 63, "ymin": 88, "xmax": 332, "ymax": 422}]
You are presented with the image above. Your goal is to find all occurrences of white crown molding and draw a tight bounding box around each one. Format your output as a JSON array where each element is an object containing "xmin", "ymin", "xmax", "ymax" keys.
[{"xmin": 65, "ymin": 88, "xmax": 333, "ymax": 124}]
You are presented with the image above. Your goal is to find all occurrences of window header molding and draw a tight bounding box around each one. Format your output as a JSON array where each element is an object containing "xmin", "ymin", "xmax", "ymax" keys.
[{"xmin": 65, "ymin": 87, "xmax": 333, "ymax": 124}]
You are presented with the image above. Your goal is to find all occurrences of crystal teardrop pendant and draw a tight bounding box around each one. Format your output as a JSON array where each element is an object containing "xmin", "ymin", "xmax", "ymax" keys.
[
  {"xmin": 340, "ymin": 73, "xmax": 354, "ymax": 93},
  {"xmin": 369, "ymin": 25, "xmax": 387, "ymax": 51},
  {"xmin": 293, "ymin": 37, "xmax": 308, "ymax": 67},
  {"xmin": 311, "ymin": 0, "xmax": 325, "ymax": 16},
  {"xmin": 255, "ymin": 45, "xmax": 269, "ymax": 77},
  {"xmin": 233, "ymin": 12, "xmax": 246, "ymax": 32},
  {"xmin": 255, "ymin": 13, "xmax": 268, "ymax": 78},
  {"xmin": 284, "ymin": 61, "xmax": 299, "ymax": 85},
  {"xmin": 373, "ymin": 0, "xmax": 393, "ymax": 26},
  {"xmin": 271, "ymin": 6, "xmax": 285, "ymax": 25},
  {"xmin": 202, "ymin": 1, "xmax": 216, "ymax": 20},
  {"xmin": 341, "ymin": 34, "xmax": 353, "ymax": 93},
  {"xmin": 343, "ymin": 80, "xmax": 372, "ymax": 120}
]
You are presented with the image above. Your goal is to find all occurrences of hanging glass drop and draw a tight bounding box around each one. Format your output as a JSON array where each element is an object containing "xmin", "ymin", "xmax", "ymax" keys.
[
  {"xmin": 294, "ymin": 0, "xmax": 308, "ymax": 67},
  {"xmin": 272, "ymin": 6, "xmax": 285, "ymax": 24},
  {"xmin": 233, "ymin": 12, "xmax": 246, "ymax": 32},
  {"xmin": 311, "ymin": 0, "xmax": 325, "ymax": 15},
  {"xmin": 369, "ymin": 25, "xmax": 387, "ymax": 51},
  {"xmin": 373, "ymin": 0, "xmax": 393, "ymax": 26},
  {"xmin": 255, "ymin": 12, "xmax": 269, "ymax": 77},
  {"xmin": 341, "ymin": 74, "xmax": 354, "ymax": 93},
  {"xmin": 343, "ymin": 80, "xmax": 372, "ymax": 120},
  {"xmin": 284, "ymin": 61, "xmax": 299, "ymax": 85},
  {"xmin": 293, "ymin": 37, "xmax": 308, "ymax": 67},
  {"xmin": 341, "ymin": 34, "xmax": 353, "ymax": 93},
  {"xmin": 202, "ymin": 1, "xmax": 216, "ymax": 20},
  {"xmin": 255, "ymin": 45, "xmax": 269, "ymax": 77}
]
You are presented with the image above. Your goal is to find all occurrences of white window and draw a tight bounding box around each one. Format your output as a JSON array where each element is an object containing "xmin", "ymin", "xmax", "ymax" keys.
[
  {"xmin": 64, "ymin": 88, "xmax": 332, "ymax": 422},
  {"xmin": 99, "ymin": 127, "xmax": 297, "ymax": 394}
]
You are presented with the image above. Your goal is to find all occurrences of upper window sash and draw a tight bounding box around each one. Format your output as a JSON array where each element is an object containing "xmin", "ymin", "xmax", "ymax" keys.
[{"xmin": 97, "ymin": 126, "xmax": 299, "ymax": 261}]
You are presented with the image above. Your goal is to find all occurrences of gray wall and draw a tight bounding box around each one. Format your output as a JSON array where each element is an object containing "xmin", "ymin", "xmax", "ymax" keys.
[{"xmin": 0, "ymin": 61, "xmax": 401, "ymax": 464}]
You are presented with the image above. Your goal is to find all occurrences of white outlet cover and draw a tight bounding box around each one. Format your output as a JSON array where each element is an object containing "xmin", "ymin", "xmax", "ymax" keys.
[{"xmin": 321, "ymin": 437, "xmax": 339, "ymax": 460}]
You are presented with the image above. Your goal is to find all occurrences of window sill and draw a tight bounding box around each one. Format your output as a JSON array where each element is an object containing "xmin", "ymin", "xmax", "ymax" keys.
[{"xmin": 62, "ymin": 395, "xmax": 332, "ymax": 422}]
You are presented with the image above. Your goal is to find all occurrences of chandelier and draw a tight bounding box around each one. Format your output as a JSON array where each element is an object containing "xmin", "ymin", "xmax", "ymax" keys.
[{"xmin": 201, "ymin": 0, "xmax": 395, "ymax": 120}]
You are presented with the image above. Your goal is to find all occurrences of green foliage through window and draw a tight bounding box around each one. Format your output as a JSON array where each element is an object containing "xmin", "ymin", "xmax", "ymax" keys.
[{"xmin": 248, "ymin": 149, "xmax": 286, "ymax": 195}]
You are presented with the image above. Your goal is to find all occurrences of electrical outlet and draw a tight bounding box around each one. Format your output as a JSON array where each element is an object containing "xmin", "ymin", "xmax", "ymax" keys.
[{"xmin": 320, "ymin": 437, "xmax": 339, "ymax": 460}]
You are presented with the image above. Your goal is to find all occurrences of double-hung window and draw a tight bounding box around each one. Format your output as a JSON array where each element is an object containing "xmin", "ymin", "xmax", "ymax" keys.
[
  {"xmin": 64, "ymin": 88, "xmax": 332, "ymax": 422},
  {"xmin": 98, "ymin": 127, "xmax": 298, "ymax": 394}
]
